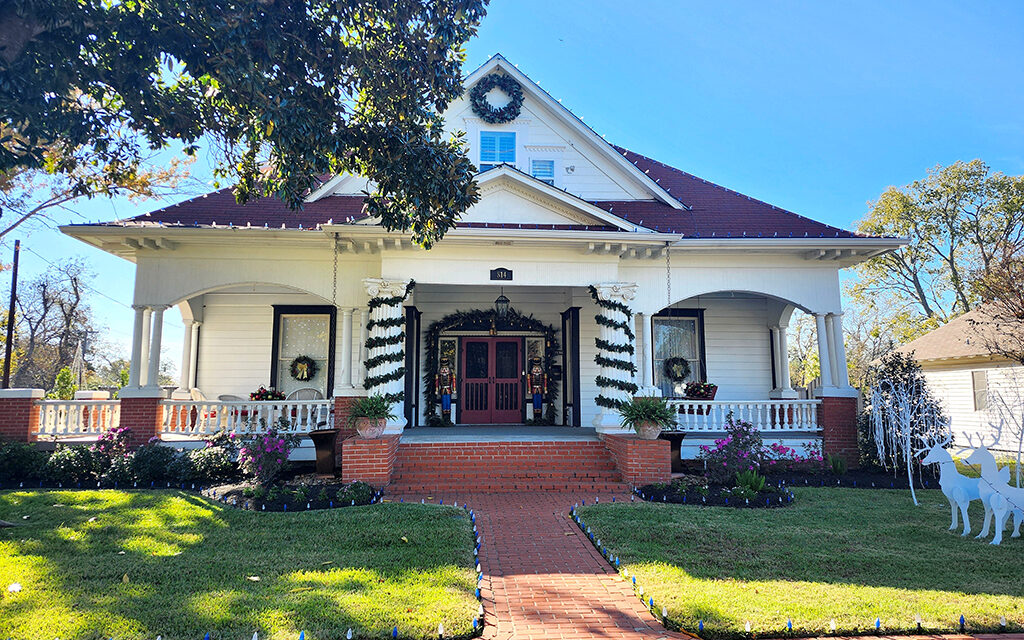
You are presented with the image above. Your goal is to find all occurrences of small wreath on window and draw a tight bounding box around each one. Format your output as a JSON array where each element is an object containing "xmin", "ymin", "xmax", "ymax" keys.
[
  {"xmin": 663, "ymin": 356, "xmax": 692, "ymax": 383},
  {"xmin": 470, "ymin": 73, "xmax": 524, "ymax": 124},
  {"xmin": 289, "ymin": 355, "xmax": 318, "ymax": 382}
]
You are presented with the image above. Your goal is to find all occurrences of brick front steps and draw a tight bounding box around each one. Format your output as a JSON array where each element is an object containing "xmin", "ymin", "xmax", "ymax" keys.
[{"xmin": 388, "ymin": 440, "xmax": 632, "ymax": 494}]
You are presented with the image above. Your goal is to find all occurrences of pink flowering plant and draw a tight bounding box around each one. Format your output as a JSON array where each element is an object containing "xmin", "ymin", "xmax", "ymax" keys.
[
  {"xmin": 698, "ymin": 415, "xmax": 767, "ymax": 483},
  {"xmin": 766, "ymin": 440, "xmax": 827, "ymax": 474},
  {"xmin": 91, "ymin": 425, "xmax": 132, "ymax": 468},
  {"xmin": 239, "ymin": 418, "xmax": 300, "ymax": 486}
]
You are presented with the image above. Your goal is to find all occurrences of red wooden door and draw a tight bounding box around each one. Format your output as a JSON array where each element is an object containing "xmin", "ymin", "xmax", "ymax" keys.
[{"xmin": 460, "ymin": 337, "xmax": 522, "ymax": 424}]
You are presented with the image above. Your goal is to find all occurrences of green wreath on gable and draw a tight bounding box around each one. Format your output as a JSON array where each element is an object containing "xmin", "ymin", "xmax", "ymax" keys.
[
  {"xmin": 289, "ymin": 355, "xmax": 318, "ymax": 382},
  {"xmin": 470, "ymin": 73, "xmax": 524, "ymax": 124},
  {"xmin": 663, "ymin": 356, "xmax": 691, "ymax": 383}
]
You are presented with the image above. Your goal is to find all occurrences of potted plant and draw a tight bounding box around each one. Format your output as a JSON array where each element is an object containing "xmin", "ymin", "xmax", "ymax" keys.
[
  {"xmin": 348, "ymin": 395, "xmax": 396, "ymax": 439},
  {"xmin": 683, "ymin": 381, "xmax": 718, "ymax": 400},
  {"xmin": 250, "ymin": 386, "xmax": 286, "ymax": 401},
  {"xmin": 619, "ymin": 395, "xmax": 677, "ymax": 440}
]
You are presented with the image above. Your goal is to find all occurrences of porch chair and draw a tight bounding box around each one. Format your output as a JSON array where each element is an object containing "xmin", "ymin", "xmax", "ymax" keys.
[{"xmin": 286, "ymin": 388, "xmax": 329, "ymax": 428}]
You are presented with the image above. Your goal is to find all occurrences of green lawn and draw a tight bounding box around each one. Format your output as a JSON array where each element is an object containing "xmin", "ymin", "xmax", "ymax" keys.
[
  {"xmin": 578, "ymin": 488, "xmax": 1024, "ymax": 639},
  {"xmin": 0, "ymin": 490, "xmax": 477, "ymax": 640}
]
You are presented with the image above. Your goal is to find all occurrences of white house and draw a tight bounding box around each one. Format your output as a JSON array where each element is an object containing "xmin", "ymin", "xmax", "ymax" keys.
[
  {"xmin": 895, "ymin": 308, "xmax": 1024, "ymax": 454},
  {"xmin": 50, "ymin": 55, "xmax": 904, "ymax": 487}
]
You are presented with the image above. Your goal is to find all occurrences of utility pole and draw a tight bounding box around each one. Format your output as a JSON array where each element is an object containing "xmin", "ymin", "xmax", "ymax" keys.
[{"xmin": 2, "ymin": 240, "xmax": 19, "ymax": 388}]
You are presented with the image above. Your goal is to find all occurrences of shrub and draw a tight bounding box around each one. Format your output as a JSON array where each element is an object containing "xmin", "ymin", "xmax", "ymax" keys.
[
  {"xmin": 336, "ymin": 481, "xmax": 374, "ymax": 504},
  {"xmin": 828, "ymin": 453, "xmax": 848, "ymax": 476},
  {"xmin": 91, "ymin": 425, "xmax": 132, "ymax": 473},
  {"xmin": 239, "ymin": 421, "xmax": 300, "ymax": 486},
  {"xmin": 735, "ymin": 469, "xmax": 766, "ymax": 493},
  {"xmin": 698, "ymin": 414, "xmax": 766, "ymax": 483},
  {"xmin": 131, "ymin": 442, "xmax": 178, "ymax": 483},
  {"xmin": 46, "ymin": 445, "xmax": 99, "ymax": 484},
  {"xmin": 104, "ymin": 452, "xmax": 137, "ymax": 485},
  {"xmin": 169, "ymin": 446, "xmax": 238, "ymax": 484},
  {"xmin": 0, "ymin": 438, "xmax": 49, "ymax": 482}
]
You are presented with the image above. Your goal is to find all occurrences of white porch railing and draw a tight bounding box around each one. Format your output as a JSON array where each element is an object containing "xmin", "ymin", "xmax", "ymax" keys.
[
  {"xmin": 37, "ymin": 399, "xmax": 121, "ymax": 437},
  {"xmin": 161, "ymin": 399, "xmax": 333, "ymax": 437},
  {"xmin": 665, "ymin": 399, "xmax": 822, "ymax": 432}
]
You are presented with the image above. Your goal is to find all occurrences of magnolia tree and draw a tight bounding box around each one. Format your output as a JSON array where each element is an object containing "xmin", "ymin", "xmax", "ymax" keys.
[{"xmin": 869, "ymin": 375, "xmax": 951, "ymax": 505}]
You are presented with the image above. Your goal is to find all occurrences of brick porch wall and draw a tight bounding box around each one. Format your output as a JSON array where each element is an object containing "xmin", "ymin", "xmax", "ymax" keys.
[
  {"xmin": 118, "ymin": 396, "xmax": 164, "ymax": 448},
  {"xmin": 0, "ymin": 390, "xmax": 44, "ymax": 442},
  {"xmin": 340, "ymin": 435, "xmax": 400, "ymax": 487},
  {"xmin": 819, "ymin": 396, "xmax": 859, "ymax": 468},
  {"xmin": 602, "ymin": 434, "xmax": 671, "ymax": 486},
  {"xmin": 332, "ymin": 395, "xmax": 361, "ymax": 467}
]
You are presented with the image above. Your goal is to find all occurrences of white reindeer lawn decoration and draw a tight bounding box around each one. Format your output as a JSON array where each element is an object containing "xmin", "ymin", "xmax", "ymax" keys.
[
  {"xmin": 963, "ymin": 431, "xmax": 1011, "ymax": 540},
  {"xmin": 965, "ymin": 445, "xmax": 1024, "ymax": 545},
  {"xmin": 920, "ymin": 435, "xmax": 980, "ymax": 536},
  {"xmin": 870, "ymin": 377, "xmax": 950, "ymax": 505}
]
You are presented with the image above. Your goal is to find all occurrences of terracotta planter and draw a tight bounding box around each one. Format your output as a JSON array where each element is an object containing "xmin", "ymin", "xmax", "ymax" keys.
[
  {"xmin": 635, "ymin": 421, "xmax": 664, "ymax": 440},
  {"xmin": 354, "ymin": 417, "xmax": 387, "ymax": 439}
]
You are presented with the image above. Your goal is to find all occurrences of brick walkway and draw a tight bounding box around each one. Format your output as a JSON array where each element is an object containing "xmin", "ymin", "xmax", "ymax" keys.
[{"xmin": 394, "ymin": 489, "xmax": 688, "ymax": 640}]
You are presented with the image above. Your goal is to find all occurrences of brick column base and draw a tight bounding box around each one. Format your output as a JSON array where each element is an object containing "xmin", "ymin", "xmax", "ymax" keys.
[
  {"xmin": 819, "ymin": 396, "xmax": 859, "ymax": 469},
  {"xmin": 340, "ymin": 435, "xmax": 399, "ymax": 487},
  {"xmin": 118, "ymin": 395, "xmax": 164, "ymax": 448},
  {"xmin": 0, "ymin": 389, "xmax": 44, "ymax": 442},
  {"xmin": 602, "ymin": 434, "xmax": 671, "ymax": 486},
  {"xmin": 333, "ymin": 395, "xmax": 362, "ymax": 467}
]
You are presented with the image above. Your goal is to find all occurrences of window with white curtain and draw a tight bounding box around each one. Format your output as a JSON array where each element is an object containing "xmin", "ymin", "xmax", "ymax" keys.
[
  {"xmin": 652, "ymin": 311, "xmax": 705, "ymax": 398},
  {"xmin": 276, "ymin": 314, "xmax": 330, "ymax": 397}
]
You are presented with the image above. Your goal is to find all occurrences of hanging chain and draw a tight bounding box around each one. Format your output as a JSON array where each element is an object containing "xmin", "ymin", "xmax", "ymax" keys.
[
  {"xmin": 665, "ymin": 241, "xmax": 671, "ymax": 306},
  {"xmin": 332, "ymin": 235, "xmax": 339, "ymax": 306}
]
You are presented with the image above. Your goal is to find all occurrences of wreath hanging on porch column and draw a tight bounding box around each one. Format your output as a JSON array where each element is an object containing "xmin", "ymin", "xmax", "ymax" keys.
[
  {"xmin": 289, "ymin": 355, "xmax": 319, "ymax": 382},
  {"xmin": 422, "ymin": 308, "xmax": 560, "ymax": 426},
  {"xmin": 470, "ymin": 74, "xmax": 524, "ymax": 124}
]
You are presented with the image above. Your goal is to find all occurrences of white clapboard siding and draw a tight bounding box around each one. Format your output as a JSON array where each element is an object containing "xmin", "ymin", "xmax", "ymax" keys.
[
  {"xmin": 922, "ymin": 362, "xmax": 1024, "ymax": 453},
  {"xmin": 196, "ymin": 290, "xmax": 325, "ymax": 399}
]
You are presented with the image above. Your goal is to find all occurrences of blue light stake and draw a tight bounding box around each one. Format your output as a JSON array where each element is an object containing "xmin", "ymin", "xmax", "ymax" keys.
[
  {"xmin": 392, "ymin": 626, "xmax": 398, "ymax": 638},
  {"xmin": 699, "ymin": 620, "xmax": 704, "ymax": 633},
  {"xmin": 299, "ymin": 632, "xmax": 305, "ymax": 640},
  {"xmin": 875, "ymin": 618, "xmax": 881, "ymax": 632},
  {"xmin": 205, "ymin": 633, "xmax": 211, "ymax": 640},
  {"xmin": 787, "ymin": 618, "xmax": 793, "ymax": 632},
  {"xmin": 960, "ymin": 615, "xmax": 966, "ymax": 632}
]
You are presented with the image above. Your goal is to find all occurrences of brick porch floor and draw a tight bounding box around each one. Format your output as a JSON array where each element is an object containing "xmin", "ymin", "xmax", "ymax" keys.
[{"xmin": 391, "ymin": 489, "xmax": 1024, "ymax": 640}]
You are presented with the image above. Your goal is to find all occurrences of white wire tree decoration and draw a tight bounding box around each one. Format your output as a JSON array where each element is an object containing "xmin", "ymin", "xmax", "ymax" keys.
[
  {"xmin": 869, "ymin": 376, "xmax": 951, "ymax": 505},
  {"xmin": 985, "ymin": 382, "xmax": 1024, "ymax": 488}
]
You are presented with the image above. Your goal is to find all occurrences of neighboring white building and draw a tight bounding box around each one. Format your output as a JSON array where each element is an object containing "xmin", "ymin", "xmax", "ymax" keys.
[
  {"xmin": 895, "ymin": 308, "xmax": 1024, "ymax": 453},
  {"xmin": 61, "ymin": 54, "xmax": 901, "ymax": 460}
]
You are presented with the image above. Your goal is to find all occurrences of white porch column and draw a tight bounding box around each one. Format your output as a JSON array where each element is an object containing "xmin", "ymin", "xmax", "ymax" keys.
[
  {"xmin": 138, "ymin": 307, "xmax": 152, "ymax": 386},
  {"xmin": 778, "ymin": 322, "xmax": 795, "ymax": 395},
  {"xmin": 769, "ymin": 323, "xmax": 797, "ymax": 399},
  {"xmin": 187, "ymin": 321, "xmax": 200, "ymax": 390},
  {"xmin": 591, "ymin": 282, "xmax": 639, "ymax": 433},
  {"xmin": 636, "ymin": 312, "xmax": 647, "ymax": 388},
  {"xmin": 339, "ymin": 308, "xmax": 354, "ymax": 390},
  {"xmin": 128, "ymin": 305, "xmax": 147, "ymax": 387},
  {"xmin": 357, "ymin": 309, "xmax": 368, "ymax": 386},
  {"xmin": 145, "ymin": 305, "xmax": 167, "ymax": 389},
  {"xmin": 829, "ymin": 312, "xmax": 851, "ymax": 388},
  {"xmin": 363, "ymin": 278, "xmax": 411, "ymax": 433},
  {"xmin": 824, "ymin": 311, "xmax": 840, "ymax": 386},
  {"xmin": 814, "ymin": 312, "xmax": 834, "ymax": 389},
  {"xmin": 175, "ymin": 320, "xmax": 194, "ymax": 393}
]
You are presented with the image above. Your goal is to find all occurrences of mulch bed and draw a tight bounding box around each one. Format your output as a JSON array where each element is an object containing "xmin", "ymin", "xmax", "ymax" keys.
[
  {"xmin": 636, "ymin": 482, "xmax": 795, "ymax": 508},
  {"xmin": 201, "ymin": 474, "xmax": 380, "ymax": 512}
]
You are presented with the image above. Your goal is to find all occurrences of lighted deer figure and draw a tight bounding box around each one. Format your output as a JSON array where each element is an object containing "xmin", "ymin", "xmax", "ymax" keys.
[
  {"xmin": 965, "ymin": 445, "xmax": 1024, "ymax": 545},
  {"xmin": 963, "ymin": 430, "xmax": 1011, "ymax": 540},
  {"xmin": 920, "ymin": 435, "xmax": 980, "ymax": 536}
]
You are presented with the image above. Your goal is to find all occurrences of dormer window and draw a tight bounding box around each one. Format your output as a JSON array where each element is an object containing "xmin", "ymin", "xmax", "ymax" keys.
[
  {"xmin": 480, "ymin": 131, "xmax": 515, "ymax": 172},
  {"xmin": 531, "ymin": 159, "xmax": 555, "ymax": 185}
]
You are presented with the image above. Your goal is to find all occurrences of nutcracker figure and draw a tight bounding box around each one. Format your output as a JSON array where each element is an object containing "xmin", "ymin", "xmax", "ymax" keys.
[
  {"xmin": 526, "ymin": 356, "xmax": 547, "ymax": 420},
  {"xmin": 435, "ymin": 357, "xmax": 456, "ymax": 421}
]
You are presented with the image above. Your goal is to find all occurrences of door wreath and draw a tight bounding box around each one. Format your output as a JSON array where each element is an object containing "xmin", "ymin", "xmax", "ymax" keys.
[{"xmin": 289, "ymin": 355, "xmax": 319, "ymax": 382}]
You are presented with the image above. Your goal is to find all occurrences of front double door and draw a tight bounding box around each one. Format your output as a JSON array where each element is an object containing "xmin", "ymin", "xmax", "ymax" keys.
[{"xmin": 460, "ymin": 337, "xmax": 523, "ymax": 424}]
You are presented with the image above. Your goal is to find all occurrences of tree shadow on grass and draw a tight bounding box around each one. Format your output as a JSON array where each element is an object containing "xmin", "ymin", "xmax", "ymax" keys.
[{"xmin": 0, "ymin": 490, "xmax": 478, "ymax": 639}]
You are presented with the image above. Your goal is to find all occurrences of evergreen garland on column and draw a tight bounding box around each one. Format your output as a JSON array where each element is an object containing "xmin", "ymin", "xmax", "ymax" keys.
[
  {"xmin": 589, "ymin": 285, "xmax": 638, "ymax": 409},
  {"xmin": 363, "ymin": 280, "xmax": 415, "ymax": 402}
]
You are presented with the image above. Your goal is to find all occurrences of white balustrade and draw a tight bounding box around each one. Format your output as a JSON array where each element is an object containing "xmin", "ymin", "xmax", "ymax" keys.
[
  {"xmin": 665, "ymin": 399, "xmax": 822, "ymax": 432},
  {"xmin": 37, "ymin": 400, "xmax": 121, "ymax": 437},
  {"xmin": 160, "ymin": 399, "xmax": 333, "ymax": 436}
]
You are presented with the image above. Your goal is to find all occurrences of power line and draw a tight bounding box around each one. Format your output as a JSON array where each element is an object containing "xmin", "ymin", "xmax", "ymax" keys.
[{"xmin": 19, "ymin": 245, "xmax": 185, "ymax": 330}]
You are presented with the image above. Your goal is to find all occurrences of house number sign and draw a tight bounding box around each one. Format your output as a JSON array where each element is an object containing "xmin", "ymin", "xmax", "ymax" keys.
[{"xmin": 490, "ymin": 267, "xmax": 513, "ymax": 281}]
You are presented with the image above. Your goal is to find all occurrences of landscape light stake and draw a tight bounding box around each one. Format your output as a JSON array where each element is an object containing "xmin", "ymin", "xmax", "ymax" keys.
[{"xmin": 2, "ymin": 239, "xmax": 20, "ymax": 388}]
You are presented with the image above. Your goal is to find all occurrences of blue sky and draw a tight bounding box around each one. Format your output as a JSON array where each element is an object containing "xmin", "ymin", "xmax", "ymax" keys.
[{"xmin": 28, "ymin": 0, "xmax": 1024, "ymax": 373}]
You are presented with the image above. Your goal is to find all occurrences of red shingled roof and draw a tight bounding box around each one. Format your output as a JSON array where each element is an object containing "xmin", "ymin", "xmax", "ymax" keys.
[
  {"xmin": 601, "ymin": 147, "xmax": 862, "ymax": 238},
  {"xmin": 100, "ymin": 146, "xmax": 861, "ymax": 239}
]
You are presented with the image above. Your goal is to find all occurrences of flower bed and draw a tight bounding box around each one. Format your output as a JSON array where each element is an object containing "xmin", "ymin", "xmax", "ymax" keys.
[
  {"xmin": 202, "ymin": 477, "xmax": 378, "ymax": 511},
  {"xmin": 637, "ymin": 474, "xmax": 794, "ymax": 508}
]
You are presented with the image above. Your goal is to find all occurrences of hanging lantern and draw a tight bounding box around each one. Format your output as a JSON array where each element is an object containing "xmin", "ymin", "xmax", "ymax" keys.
[{"xmin": 494, "ymin": 287, "xmax": 510, "ymax": 318}]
